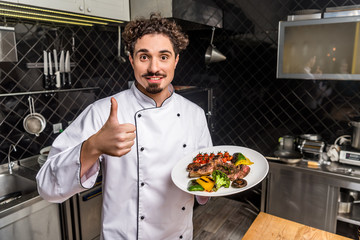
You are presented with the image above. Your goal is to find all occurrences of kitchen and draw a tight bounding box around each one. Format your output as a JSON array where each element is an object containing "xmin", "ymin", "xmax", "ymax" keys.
[{"xmin": 1, "ymin": 0, "xmax": 360, "ymax": 239}]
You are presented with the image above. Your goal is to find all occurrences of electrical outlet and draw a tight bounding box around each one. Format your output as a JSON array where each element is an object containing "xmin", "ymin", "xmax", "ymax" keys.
[{"xmin": 53, "ymin": 123, "xmax": 63, "ymax": 134}]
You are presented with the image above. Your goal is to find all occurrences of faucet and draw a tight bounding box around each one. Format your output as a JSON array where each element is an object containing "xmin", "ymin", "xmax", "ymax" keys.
[{"xmin": 8, "ymin": 134, "xmax": 24, "ymax": 174}]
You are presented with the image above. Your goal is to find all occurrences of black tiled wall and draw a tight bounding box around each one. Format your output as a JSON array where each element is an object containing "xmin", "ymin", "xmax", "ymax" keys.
[{"xmin": 1, "ymin": 0, "xmax": 360, "ymax": 164}]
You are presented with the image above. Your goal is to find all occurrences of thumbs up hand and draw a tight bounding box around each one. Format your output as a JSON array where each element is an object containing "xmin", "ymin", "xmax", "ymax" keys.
[
  {"xmin": 94, "ymin": 97, "xmax": 136, "ymax": 157},
  {"xmin": 80, "ymin": 97, "xmax": 136, "ymax": 176}
]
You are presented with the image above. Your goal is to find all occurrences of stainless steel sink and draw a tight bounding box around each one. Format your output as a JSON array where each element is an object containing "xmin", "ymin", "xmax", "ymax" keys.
[{"xmin": 0, "ymin": 173, "xmax": 37, "ymax": 205}]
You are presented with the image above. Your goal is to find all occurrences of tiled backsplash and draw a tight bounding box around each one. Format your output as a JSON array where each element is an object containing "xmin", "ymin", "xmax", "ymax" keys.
[{"xmin": 1, "ymin": 0, "xmax": 360, "ymax": 164}]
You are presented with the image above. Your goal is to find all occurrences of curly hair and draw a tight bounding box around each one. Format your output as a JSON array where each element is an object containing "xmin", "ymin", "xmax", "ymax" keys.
[{"xmin": 122, "ymin": 13, "xmax": 189, "ymax": 57}]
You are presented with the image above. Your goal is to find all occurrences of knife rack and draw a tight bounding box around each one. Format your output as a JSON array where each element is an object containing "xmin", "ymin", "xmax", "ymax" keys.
[
  {"xmin": 26, "ymin": 62, "xmax": 76, "ymax": 69},
  {"xmin": 0, "ymin": 87, "xmax": 99, "ymax": 97}
]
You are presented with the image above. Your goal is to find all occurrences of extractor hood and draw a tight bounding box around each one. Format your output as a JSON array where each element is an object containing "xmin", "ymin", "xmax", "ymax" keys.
[{"xmin": 130, "ymin": 0, "xmax": 223, "ymax": 29}]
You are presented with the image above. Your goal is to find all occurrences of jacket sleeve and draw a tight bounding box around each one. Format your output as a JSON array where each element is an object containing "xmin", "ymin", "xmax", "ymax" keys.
[{"xmin": 36, "ymin": 102, "xmax": 107, "ymax": 203}]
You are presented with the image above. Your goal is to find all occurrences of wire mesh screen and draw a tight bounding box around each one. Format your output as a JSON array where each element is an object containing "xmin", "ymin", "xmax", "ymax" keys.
[{"xmin": 2, "ymin": 0, "xmax": 360, "ymax": 164}]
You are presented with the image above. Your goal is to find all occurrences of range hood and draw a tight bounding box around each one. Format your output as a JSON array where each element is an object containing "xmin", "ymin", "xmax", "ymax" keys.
[{"xmin": 130, "ymin": 0, "xmax": 223, "ymax": 29}]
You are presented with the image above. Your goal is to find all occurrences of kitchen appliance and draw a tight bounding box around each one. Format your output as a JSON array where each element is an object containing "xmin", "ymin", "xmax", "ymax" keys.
[
  {"xmin": 349, "ymin": 120, "xmax": 360, "ymax": 150},
  {"xmin": 296, "ymin": 134, "xmax": 325, "ymax": 161},
  {"xmin": 277, "ymin": 15, "xmax": 360, "ymax": 81},
  {"xmin": 60, "ymin": 173, "xmax": 102, "ymax": 240},
  {"xmin": 339, "ymin": 145, "xmax": 360, "ymax": 166}
]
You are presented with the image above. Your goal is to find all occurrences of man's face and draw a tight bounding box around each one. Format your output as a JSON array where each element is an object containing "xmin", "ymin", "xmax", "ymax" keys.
[{"xmin": 129, "ymin": 33, "xmax": 179, "ymax": 96}]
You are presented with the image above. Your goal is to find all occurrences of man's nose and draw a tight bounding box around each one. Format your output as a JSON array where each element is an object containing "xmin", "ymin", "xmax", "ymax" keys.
[{"xmin": 148, "ymin": 58, "xmax": 160, "ymax": 73}]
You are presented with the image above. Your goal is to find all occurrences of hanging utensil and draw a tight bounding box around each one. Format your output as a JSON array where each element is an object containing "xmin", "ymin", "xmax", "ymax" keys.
[
  {"xmin": 23, "ymin": 96, "xmax": 46, "ymax": 137},
  {"xmin": 59, "ymin": 50, "xmax": 66, "ymax": 87},
  {"xmin": 117, "ymin": 26, "xmax": 126, "ymax": 63},
  {"xmin": 65, "ymin": 50, "xmax": 71, "ymax": 88},
  {"xmin": 205, "ymin": 27, "xmax": 226, "ymax": 65},
  {"xmin": 53, "ymin": 49, "xmax": 61, "ymax": 89},
  {"xmin": 48, "ymin": 51, "xmax": 56, "ymax": 90}
]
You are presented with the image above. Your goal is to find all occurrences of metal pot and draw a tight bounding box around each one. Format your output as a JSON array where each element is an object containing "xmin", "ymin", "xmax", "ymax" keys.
[
  {"xmin": 349, "ymin": 121, "xmax": 360, "ymax": 149},
  {"xmin": 338, "ymin": 190, "xmax": 360, "ymax": 214}
]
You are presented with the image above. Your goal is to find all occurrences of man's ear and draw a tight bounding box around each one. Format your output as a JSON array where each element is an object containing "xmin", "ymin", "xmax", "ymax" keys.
[
  {"xmin": 129, "ymin": 54, "xmax": 134, "ymax": 68},
  {"xmin": 175, "ymin": 54, "xmax": 179, "ymax": 68}
]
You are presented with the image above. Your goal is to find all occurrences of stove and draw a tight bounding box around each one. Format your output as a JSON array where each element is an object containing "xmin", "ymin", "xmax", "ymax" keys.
[{"xmin": 339, "ymin": 145, "xmax": 360, "ymax": 166}]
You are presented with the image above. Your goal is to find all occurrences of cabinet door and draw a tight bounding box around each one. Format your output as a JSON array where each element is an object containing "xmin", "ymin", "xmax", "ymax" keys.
[
  {"xmin": 265, "ymin": 167, "xmax": 336, "ymax": 232},
  {"xmin": 18, "ymin": 0, "xmax": 84, "ymax": 15},
  {"xmin": 85, "ymin": 0, "xmax": 130, "ymax": 21}
]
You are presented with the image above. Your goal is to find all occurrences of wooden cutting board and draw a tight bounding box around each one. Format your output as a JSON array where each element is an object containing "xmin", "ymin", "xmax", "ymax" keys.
[{"xmin": 242, "ymin": 212, "xmax": 353, "ymax": 240}]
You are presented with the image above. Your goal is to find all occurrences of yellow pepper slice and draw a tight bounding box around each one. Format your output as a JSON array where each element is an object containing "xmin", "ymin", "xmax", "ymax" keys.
[
  {"xmin": 235, "ymin": 157, "xmax": 254, "ymax": 166},
  {"xmin": 196, "ymin": 176, "xmax": 215, "ymax": 192}
]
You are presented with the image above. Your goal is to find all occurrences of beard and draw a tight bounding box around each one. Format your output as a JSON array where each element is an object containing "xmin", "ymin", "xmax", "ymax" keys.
[{"xmin": 146, "ymin": 83, "xmax": 163, "ymax": 94}]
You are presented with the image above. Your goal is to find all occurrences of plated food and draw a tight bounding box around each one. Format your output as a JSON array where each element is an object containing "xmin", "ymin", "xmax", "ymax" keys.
[
  {"xmin": 186, "ymin": 151, "xmax": 252, "ymax": 193},
  {"xmin": 171, "ymin": 145, "xmax": 269, "ymax": 197}
]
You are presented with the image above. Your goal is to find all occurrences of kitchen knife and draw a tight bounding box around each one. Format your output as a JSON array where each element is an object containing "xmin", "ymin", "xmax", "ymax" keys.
[
  {"xmin": 53, "ymin": 49, "xmax": 61, "ymax": 89},
  {"xmin": 43, "ymin": 51, "xmax": 50, "ymax": 91},
  {"xmin": 65, "ymin": 50, "xmax": 71, "ymax": 88},
  {"xmin": 59, "ymin": 50, "xmax": 65, "ymax": 87},
  {"xmin": 48, "ymin": 52, "xmax": 55, "ymax": 90}
]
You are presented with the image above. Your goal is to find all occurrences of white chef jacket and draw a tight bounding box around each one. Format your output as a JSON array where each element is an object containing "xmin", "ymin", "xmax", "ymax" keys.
[{"xmin": 36, "ymin": 83, "xmax": 213, "ymax": 240}]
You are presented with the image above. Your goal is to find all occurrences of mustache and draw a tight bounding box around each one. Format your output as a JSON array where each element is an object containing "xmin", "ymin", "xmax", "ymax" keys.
[{"xmin": 142, "ymin": 72, "xmax": 167, "ymax": 78}]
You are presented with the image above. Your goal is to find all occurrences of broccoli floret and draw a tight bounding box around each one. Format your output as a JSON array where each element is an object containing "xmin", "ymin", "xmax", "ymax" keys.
[{"xmin": 212, "ymin": 170, "xmax": 230, "ymax": 191}]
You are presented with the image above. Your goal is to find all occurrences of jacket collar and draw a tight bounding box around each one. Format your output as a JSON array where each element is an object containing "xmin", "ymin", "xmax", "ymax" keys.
[{"xmin": 131, "ymin": 83, "xmax": 174, "ymax": 108}]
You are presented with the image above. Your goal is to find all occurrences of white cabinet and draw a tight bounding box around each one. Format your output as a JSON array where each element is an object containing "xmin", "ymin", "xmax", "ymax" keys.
[
  {"xmin": 19, "ymin": 0, "xmax": 82, "ymax": 14},
  {"xmin": 18, "ymin": 0, "xmax": 130, "ymax": 21},
  {"xmin": 83, "ymin": 0, "xmax": 129, "ymax": 21}
]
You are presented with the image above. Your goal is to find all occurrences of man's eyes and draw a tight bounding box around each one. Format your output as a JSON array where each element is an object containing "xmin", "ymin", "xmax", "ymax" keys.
[
  {"xmin": 140, "ymin": 55, "xmax": 148, "ymax": 60},
  {"xmin": 139, "ymin": 55, "xmax": 169, "ymax": 61}
]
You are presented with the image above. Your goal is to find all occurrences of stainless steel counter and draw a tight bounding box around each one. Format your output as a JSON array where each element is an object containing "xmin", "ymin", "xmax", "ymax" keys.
[
  {"xmin": 0, "ymin": 156, "xmax": 62, "ymax": 240},
  {"xmin": 262, "ymin": 159, "xmax": 360, "ymax": 239},
  {"xmin": 0, "ymin": 156, "xmax": 41, "ymax": 217}
]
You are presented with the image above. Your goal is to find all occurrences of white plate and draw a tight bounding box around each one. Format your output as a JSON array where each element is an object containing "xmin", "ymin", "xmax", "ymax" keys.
[{"xmin": 171, "ymin": 145, "xmax": 269, "ymax": 197}]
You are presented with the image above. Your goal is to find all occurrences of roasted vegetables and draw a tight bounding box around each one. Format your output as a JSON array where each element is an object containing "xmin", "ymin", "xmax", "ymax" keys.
[
  {"xmin": 187, "ymin": 180, "xmax": 205, "ymax": 191},
  {"xmin": 196, "ymin": 176, "xmax": 215, "ymax": 192},
  {"xmin": 212, "ymin": 170, "xmax": 230, "ymax": 191},
  {"xmin": 233, "ymin": 153, "xmax": 254, "ymax": 166},
  {"xmin": 231, "ymin": 179, "xmax": 247, "ymax": 188}
]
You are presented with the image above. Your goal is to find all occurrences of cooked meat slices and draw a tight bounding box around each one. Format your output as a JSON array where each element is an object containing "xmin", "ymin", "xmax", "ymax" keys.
[
  {"xmin": 186, "ymin": 152, "xmax": 251, "ymax": 181},
  {"xmin": 186, "ymin": 162, "xmax": 201, "ymax": 172},
  {"xmin": 188, "ymin": 163, "xmax": 214, "ymax": 178}
]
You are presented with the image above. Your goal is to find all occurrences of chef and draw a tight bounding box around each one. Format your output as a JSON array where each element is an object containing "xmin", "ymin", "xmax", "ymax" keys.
[{"xmin": 36, "ymin": 13, "xmax": 212, "ymax": 240}]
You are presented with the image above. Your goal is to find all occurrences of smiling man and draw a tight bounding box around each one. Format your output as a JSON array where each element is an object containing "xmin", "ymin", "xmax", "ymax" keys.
[{"xmin": 36, "ymin": 13, "xmax": 212, "ymax": 240}]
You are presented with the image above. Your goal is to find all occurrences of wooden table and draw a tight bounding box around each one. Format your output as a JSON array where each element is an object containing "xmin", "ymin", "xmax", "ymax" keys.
[{"xmin": 242, "ymin": 212, "xmax": 353, "ymax": 240}]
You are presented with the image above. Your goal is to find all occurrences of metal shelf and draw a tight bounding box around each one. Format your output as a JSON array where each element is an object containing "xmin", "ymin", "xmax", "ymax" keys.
[
  {"xmin": 0, "ymin": 87, "xmax": 99, "ymax": 97},
  {"xmin": 337, "ymin": 201, "xmax": 360, "ymax": 226}
]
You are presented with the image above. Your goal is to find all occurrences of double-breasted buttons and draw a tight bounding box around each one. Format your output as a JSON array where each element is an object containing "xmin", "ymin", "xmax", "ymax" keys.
[
  {"xmin": 141, "ymin": 182, "xmax": 145, "ymax": 187},
  {"xmin": 182, "ymin": 206, "xmax": 185, "ymax": 211},
  {"xmin": 183, "ymin": 144, "xmax": 187, "ymax": 148},
  {"xmin": 138, "ymin": 113, "xmax": 142, "ymax": 118},
  {"xmin": 177, "ymin": 113, "xmax": 180, "ymax": 117},
  {"xmin": 179, "ymin": 235, "xmax": 183, "ymax": 239},
  {"xmin": 140, "ymin": 147, "xmax": 145, "ymax": 151},
  {"xmin": 140, "ymin": 216, "xmax": 145, "ymax": 220}
]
